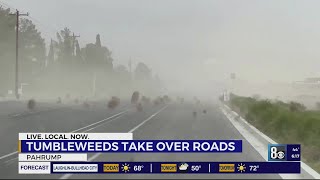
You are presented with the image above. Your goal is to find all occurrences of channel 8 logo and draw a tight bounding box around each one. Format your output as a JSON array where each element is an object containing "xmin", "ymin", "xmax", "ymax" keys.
[{"xmin": 268, "ymin": 144, "xmax": 287, "ymax": 161}]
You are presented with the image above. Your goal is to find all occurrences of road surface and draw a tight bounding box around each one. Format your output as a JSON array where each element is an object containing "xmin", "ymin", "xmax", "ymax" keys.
[{"xmin": 0, "ymin": 100, "xmax": 283, "ymax": 179}]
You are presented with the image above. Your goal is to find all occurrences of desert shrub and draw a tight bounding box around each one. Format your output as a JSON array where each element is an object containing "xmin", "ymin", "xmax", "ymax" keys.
[
  {"xmin": 108, "ymin": 96, "xmax": 120, "ymax": 109},
  {"xmin": 131, "ymin": 91, "xmax": 140, "ymax": 104},
  {"xmin": 136, "ymin": 103, "xmax": 143, "ymax": 112},
  {"xmin": 153, "ymin": 98, "xmax": 160, "ymax": 106},
  {"xmin": 83, "ymin": 101, "xmax": 90, "ymax": 108},
  {"xmin": 27, "ymin": 99, "xmax": 36, "ymax": 110},
  {"xmin": 163, "ymin": 95, "xmax": 171, "ymax": 103},
  {"xmin": 57, "ymin": 97, "xmax": 62, "ymax": 104},
  {"xmin": 141, "ymin": 96, "xmax": 150, "ymax": 104},
  {"xmin": 289, "ymin": 101, "xmax": 306, "ymax": 112}
]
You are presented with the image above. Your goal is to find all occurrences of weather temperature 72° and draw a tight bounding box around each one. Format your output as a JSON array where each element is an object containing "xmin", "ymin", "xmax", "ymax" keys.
[{"xmin": 249, "ymin": 165, "xmax": 259, "ymax": 172}]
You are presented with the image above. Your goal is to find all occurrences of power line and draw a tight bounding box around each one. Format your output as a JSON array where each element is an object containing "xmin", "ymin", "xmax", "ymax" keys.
[
  {"xmin": 28, "ymin": 15, "xmax": 60, "ymax": 34},
  {"xmin": 0, "ymin": 0, "xmax": 14, "ymax": 10},
  {"xmin": 0, "ymin": 0, "xmax": 29, "ymax": 14},
  {"xmin": 0, "ymin": 0, "xmax": 91, "ymax": 46},
  {"xmin": 1, "ymin": 0, "xmax": 92, "ymax": 57},
  {"xmin": 0, "ymin": 0, "xmax": 58, "ymax": 38},
  {"xmin": 0, "ymin": 4, "xmax": 10, "ymax": 10},
  {"xmin": 0, "ymin": 1, "xmax": 55, "ymax": 47}
]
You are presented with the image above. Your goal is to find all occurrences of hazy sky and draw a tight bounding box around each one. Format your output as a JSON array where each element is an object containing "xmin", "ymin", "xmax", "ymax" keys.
[{"xmin": 3, "ymin": 0, "xmax": 320, "ymax": 94}]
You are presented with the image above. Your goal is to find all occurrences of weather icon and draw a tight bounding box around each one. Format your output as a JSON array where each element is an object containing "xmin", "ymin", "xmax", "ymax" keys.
[
  {"xmin": 237, "ymin": 163, "xmax": 246, "ymax": 173},
  {"xmin": 178, "ymin": 163, "xmax": 189, "ymax": 171},
  {"xmin": 121, "ymin": 163, "xmax": 130, "ymax": 173}
]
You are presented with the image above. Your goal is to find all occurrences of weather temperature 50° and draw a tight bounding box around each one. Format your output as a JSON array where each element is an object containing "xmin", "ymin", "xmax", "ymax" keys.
[{"xmin": 191, "ymin": 165, "xmax": 202, "ymax": 171}]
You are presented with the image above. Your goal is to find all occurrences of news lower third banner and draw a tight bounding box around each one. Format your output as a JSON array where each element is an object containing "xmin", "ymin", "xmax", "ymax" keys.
[
  {"xmin": 19, "ymin": 140, "xmax": 242, "ymax": 153},
  {"xmin": 18, "ymin": 161, "xmax": 301, "ymax": 174},
  {"xmin": 19, "ymin": 133, "xmax": 242, "ymax": 153},
  {"xmin": 17, "ymin": 133, "xmax": 301, "ymax": 175}
]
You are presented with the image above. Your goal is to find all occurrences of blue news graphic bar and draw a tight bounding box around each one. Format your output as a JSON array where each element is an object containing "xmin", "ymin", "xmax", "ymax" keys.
[
  {"xmin": 286, "ymin": 144, "xmax": 301, "ymax": 161},
  {"xmin": 50, "ymin": 162, "xmax": 301, "ymax": 174},
  {"xmin": 211, "ymin": 162, "xmax": 300, "ymax": 174},
  {"xmin": 20, "ymin": 140, "xmax": 242, "ymax": 153}
]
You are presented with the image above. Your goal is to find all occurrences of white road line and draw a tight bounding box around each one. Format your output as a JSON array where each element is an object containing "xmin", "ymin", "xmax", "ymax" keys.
[
  {"xmin": 11, "ymin": 107, "xmax": 65, "ymax": 118},
  {"xmin": 0, "ymin": 151, "xmax": 18, "ymax": 161},
  {"xmin": 60, "ymin": 105, "xmax": 169, "ymax": 179},
  {"xmin": 221, "ymin": 104, "xmax": 320, "ymax": 179},
  {"xmin": 70, "ymin": 110, "xmax": 128, "ymax": 133},
  {"xmin": 12, "ymin": 113, "xmax": 22, "ymax": 117},
  {"xmin": 0, "ymin": 110, "xmax": 128, "ymax": 161},
  {"xmin": 2, "ymin": 113, "xmax": 127, "ymax": 164},
  {"xmin": 4, "ymin": 157, "xmax": 18, "ymax": 165},
  {"xmin": 128, "ymin": 106, "xmax": 167, "ymax": 133},
  {"xmin": 82, "ymin": 115, "xmax": 125, "ymax": 133}
]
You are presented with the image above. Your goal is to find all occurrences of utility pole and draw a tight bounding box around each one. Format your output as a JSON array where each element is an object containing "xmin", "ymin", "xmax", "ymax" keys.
[
  {"xmin": 230, "ymin": 73, "xmax": 236, "ymax": 97},
  {"xmin": 92, "ymin": 72, "xmax": 96, "ymax": 97},
  {"xmin": 71, "ymin": 32, "xmax": 80, "ymax": 56},
  {"xmin": 10, "ymin": 10, "xmax": 28, "ymax": 100},
  {"xmin": 128, "ymin": 58, "xmax": 133, "ymax": 90},
  {"xmin": 129, "ymin": 58, "xmax": 132, "ymax": 74},
  {"xmin": 71, "ymin": 33, "xmax": 80, "ymax": 69}
]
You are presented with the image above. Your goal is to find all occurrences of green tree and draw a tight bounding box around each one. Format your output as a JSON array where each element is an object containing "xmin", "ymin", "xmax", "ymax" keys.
[
  {"xmin": 19, "ymin": 18, "xmax": 46, "ymax": 83},
  {"xmin": 115, "ymin": 65, "xmax": 130, "ymax": 82},
  {"xmin": 47, "ymin": 39, "xmax": 55, "ymax": 67},
  {"xmin": 0, "ymin": 7, "xmax": 15, "ymax": 57},
  {"xmin": 82, "ymin": 34, "xmax": 113, "ymax": 71},
  {"xmin": 75, "ymin": 40, "xmax": 82, "ymax": 60},
  {"xmin": 0, "ymin": 7, "xmax": 15, "ymax": 93},
  {"xmin": 0, "ymin": 7, "xmax": 45, "ymax": 94},
  {"xmin": 134, "ymin": 62, "xmax": 152, "ymax": 81},
  {"xmin": 55, "ymin": 27, "xmax": 80, "ymax": 70}
]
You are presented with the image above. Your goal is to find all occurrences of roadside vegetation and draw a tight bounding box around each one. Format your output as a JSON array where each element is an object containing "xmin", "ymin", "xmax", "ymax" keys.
[{"xmin": 226, "ymin": 94, "xmax": 320, "ymax": 172}]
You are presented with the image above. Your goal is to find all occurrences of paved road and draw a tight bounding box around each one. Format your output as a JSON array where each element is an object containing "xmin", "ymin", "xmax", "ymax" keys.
[{"xmin": 0, "ymin": 100, "xmax": 281, "ymax": 179}]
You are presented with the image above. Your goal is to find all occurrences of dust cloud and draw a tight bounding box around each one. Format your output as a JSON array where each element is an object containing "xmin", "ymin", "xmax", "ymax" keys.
[{"xmin": 1, "ymin": 0, "xmax": 320, "ymax": 107}]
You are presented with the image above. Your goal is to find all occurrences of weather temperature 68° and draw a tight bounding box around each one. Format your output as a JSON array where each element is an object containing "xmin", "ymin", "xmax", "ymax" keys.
[{"xmin": 133, "ymin": 165, "xmax": 144, "ymax": 172}]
